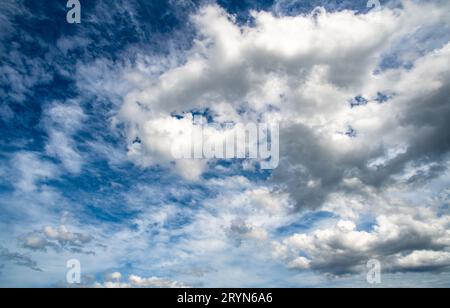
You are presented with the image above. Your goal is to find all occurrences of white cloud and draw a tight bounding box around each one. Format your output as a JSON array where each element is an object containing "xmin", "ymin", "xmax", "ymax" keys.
[
  {"xmin": 44, "ymin": 102, "xmax": 86, "ymax": 174},
  {"xmin": 128, "ymin": 275, "xmax": 189, "ymax": 288},
  {"xmin": 278, "ymin": 207, "xmax": 450, "ymax": 276},
  {"xmin": 93, "ymin": 273, "xmax": 189, "ymax": 288},
  {"xmin": 106, "ymin": 272, "xmax": 122, "ymax": 281},
  {"xmin": 391, "ymin": 250, "xmax": 450, "ymax": 272},
  {"xmin": 12, "ymin": 152, "xmax": 59, "ymax": 192},
  {"xmin": 20, "ymin": 225, "xmax": 94, "ymax": 255}
]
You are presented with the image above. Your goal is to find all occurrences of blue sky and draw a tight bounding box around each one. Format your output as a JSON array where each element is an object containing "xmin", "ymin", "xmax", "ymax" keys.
[{"xmin": 1, "ymin": 0, "xmax": 450, "ymax": 288}]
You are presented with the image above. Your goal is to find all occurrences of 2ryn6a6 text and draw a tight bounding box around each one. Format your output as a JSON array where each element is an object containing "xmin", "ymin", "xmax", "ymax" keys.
[{"xmin": 221, "ymin": 293, "xmax": 273, "ymax": 304}]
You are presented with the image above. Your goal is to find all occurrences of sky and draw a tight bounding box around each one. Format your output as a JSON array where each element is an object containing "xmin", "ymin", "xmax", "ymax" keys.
[{"xmin": 0, "ymin": 0, "xmax": 450, "ymax": 288}]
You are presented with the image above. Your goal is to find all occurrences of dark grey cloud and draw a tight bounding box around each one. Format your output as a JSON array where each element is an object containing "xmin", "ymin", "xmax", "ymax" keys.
[
  {"xmin": 272, "ymin": 74, "xmax": 450, "ymax": 212},
  {"xmin": 272, "ymin": 123, "xmax": 376, "ymax": 210}
]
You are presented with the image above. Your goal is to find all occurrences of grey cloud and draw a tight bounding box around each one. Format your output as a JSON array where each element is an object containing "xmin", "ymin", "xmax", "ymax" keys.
[
  {"xmin": 0, "ymin": 245, "xmax": 42, "ymax": 272},
  {"xmin": 19, "ymin": 226, "xmax": 95, "ymax": 256},
  {"xmin": 271, "ymin": 123, "xmax": 384, "ymax": 210},
  {"xmin": 386, "ymin": 252, "xmax": 450, "ymax": 274},
  {"xmin": 271, "ymin": 51, "xmax": 450, "ymax": 212},
  {"xmin": 357, "ymin": 81, "xmax": 450, "ymax": 188},
  {"xmin": 283, "ymin": 211, "xmax": 450, "ymax": 276}
]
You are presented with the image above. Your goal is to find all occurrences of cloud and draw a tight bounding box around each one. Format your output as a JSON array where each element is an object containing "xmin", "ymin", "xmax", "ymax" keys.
[
  {"xmin": 0, "ymin": 245, "xmax": 42, "ymax": 272},
  {"xmin": 43, "ymin": 102, "xmax": 86, "ymax": 174},
  {"xmin": 93, "ymin": 273, "xmax": 189, "ymax": 288},
  {"xmin": 267, "ymin": 4, "xmax": 450, "ymax": 210},
  {"xmin": 278, "ymin": 208, "xmax": 450, "ymax": 276},
  {"xmin": 0, "ymin": 0, "xmax": 53, "ymax": 106},
  {"xmin": 128, "ymin": 274, "xmax": 189, "ymax": 288},
  {"xmin": 390, "ymin": 250, "xmax": 450, "ymax": 273},
  {"xmin": 100, "ymin": 1, "xmax": 449, "ymax": 186},
  {"xmin": 11, "ymin": 152, "xmax": 59, "ymax": 192},
  {"xmin": 20, "ymin": 225, "xmax": 95, "ymax": 255}
]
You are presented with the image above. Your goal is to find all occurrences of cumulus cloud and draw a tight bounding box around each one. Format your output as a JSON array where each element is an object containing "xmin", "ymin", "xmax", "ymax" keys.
[
  {"xmin": 390, "ymin": 250, "xmax": 450, "ymax": 273},
  {"xmin": 278, "ymin": 207, "xmax": 450, "ymax": 276},
  {"xmin": 98, "ymin": 1, "xmax": 449, "ymax": 188}
]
